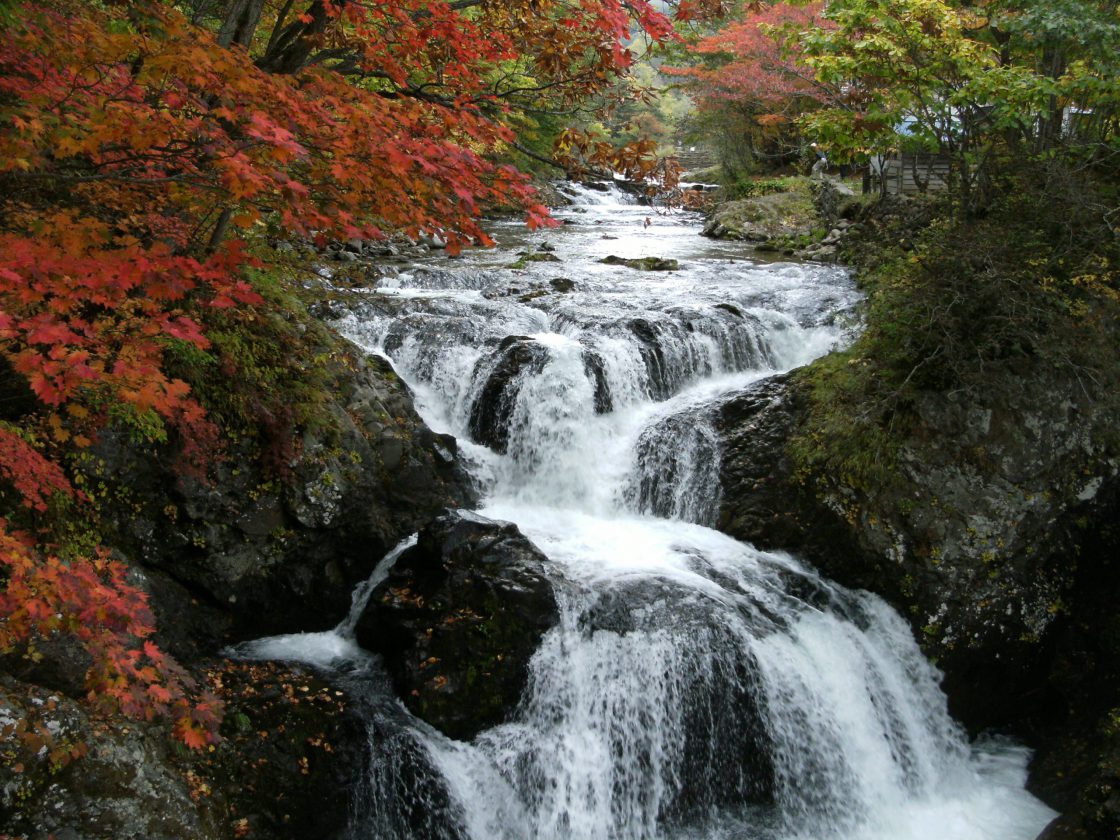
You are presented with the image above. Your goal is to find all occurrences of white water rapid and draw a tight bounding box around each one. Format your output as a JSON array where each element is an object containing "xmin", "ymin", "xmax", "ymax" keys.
[{"xmin": 239, "ymin": 183, "xmax": 1057, "ymax": 839}]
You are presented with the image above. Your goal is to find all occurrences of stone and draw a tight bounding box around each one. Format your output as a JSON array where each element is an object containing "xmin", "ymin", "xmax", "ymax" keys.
[
  {"xmin": 468, "ymin": 336, "xmax": 550, "ymax": 452},
  {"xmin": 599, "ymin": 255, "xmax": 680, "ymax": 271},
  {"xmin": 0, "ymin": 663, "xmax": 366, "ymax": 840},
  {"xmin": 355, "ymin": 510, "xmax": 560, "ymax": 740},
  {"xmin": 0, "ymin": 676, "xmax": 224, "ymax": 840},
  {"xmin": 714, "ymin": 359, "xmax": 1120, "ymax": 831},
  {"xmin": 701, "ymin": 189, "xmax": 816, "ymax": 245},
  {"xmin": 582, "ymin": 349, "xmax": 613, "ymax": 414},
  {"xmin": 234, "ymin": 495, "xmax": 284, "ymax": 537}
]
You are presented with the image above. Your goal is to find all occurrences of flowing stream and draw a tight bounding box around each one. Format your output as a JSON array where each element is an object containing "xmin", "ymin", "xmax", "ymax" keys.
[{"xmin": 239, "ymin": 184, "xmax": 1057, "ymax": 839}]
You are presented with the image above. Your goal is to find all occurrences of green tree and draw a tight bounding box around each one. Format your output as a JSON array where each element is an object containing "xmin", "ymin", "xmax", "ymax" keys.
[
  {"xmin": 798, "ymin": 0, "xmax": 1002, "ymax": 204},
  {"xmin": 796, "ymin": 0, "xmax": 1120, "ymax": 209}
]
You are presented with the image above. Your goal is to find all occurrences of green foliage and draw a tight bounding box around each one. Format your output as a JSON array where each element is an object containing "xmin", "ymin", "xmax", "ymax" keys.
[
  {"xmin": 724, "ymin": 175, "xmax": 797, "ymax": 200},
  {"xmin": 790, "ymin": 347, "xmax": 903, "ymax": 491},
  {"xmin": 791, "ymin": 164, "xmax": 1120, "ymax": 489},
  {"xmin": 796, "ymin": 0, "xmax": 1120, "ymax": 209},
  {"xmin": 800, "ymin": 0, "xmax": 998, "ymax": 156}
]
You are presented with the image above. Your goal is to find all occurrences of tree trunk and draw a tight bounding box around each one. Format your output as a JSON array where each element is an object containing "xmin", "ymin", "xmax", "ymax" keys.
[
  {"xmin": 218, "ymin": 0, "xmax": 265, "ymax": 49},
  {"xmin": 207, "ymin": 208, "xmax": 234, "ymax": 254},
  {"xmin": 258, "ymin": 0, "xmax": 340, "ymax": 75}
]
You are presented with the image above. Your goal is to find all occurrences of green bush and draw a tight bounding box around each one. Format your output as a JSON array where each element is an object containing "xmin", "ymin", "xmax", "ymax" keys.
[
  {"xmin": 724, "ymin": 174, "xmax": 799, "ymax": 201},
  {"xmin": 791, "ymin": 166, "xmax": 1120, "ymax": 489}
]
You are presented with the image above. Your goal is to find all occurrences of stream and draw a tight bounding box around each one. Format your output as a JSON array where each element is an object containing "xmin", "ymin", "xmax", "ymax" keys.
[{"xmin": 238, "ymin": 184, "xmax": 1057, "ymax": 839}]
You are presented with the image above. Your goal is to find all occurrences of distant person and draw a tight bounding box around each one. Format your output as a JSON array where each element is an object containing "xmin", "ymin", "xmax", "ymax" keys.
[{"xmin": 810, "ymin": 143, "xmax": 828, "ymax": 180}]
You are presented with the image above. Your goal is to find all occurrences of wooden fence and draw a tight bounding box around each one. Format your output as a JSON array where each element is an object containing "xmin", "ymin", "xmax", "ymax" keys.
[{"xmin": 879, "ymin": 153, "xmax": 952, "ymax": 195}]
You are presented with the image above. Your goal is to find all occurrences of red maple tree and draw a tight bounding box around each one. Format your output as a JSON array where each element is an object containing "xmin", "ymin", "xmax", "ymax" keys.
[
  {"xmin": 0, "ymin": 0, "xmax": 719, "ymax": 745},
  {"xmin": 669, "ymin": 2, "xmax": 831, "ymax": 167}
]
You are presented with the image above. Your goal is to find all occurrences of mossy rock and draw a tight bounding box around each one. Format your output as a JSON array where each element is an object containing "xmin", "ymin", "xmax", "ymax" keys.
[
  {"xmin": 702, "ymin": 181, "xmax": 817, "ymax": 243},
  {"xmin": 506, "ymin": 252, "xmax": 562, "ymax": 269},
  {"xmin": 599, "ymin": 255, "xmax": 680, "ymax": 271}
]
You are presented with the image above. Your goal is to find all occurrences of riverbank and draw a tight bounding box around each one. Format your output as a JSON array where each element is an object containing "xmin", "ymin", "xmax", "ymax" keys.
[{"xmin": 708, "ymin": 172, "xmax": 1120, "ymax": 837}]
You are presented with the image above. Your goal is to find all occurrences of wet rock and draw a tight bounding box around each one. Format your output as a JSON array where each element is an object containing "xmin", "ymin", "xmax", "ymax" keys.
[
  {"xmin": 0, "ymin": 675, "xmax": 224, "ymax": 840},
  {"xmin": 715, "ymin": 369, "xmax": 1120, "ymax": 830},
  {"xmin": 549, "ymin": 277, "xmax": 575, "ymax": 293},
  {"xmin": 624, "ymin": 318, "xmax": 672, "ymax": 400},
  {"xmin": 580, "ymin": 580, "xmax": 690, "ymax": 634},
  {"xmin": 715, "ymin": 302, "xmax": 743, "ymax": 318},
  {"xmin": 577, "ymin": 583, "xmax": 776, "ymax": 814},
  {"xmin": 600, "ymin": 255, "xmax": 680, "ymax": 271},
  {"xmin": 0, "ymin": 663, "xmax": 366, "ymax": 840},
  {"xmin": 716, "ymin": 375, "xmax": 871, "ymax": 587},
  {"xmin": 86, "ymin": 340, "xmax": 475, "ymax": 655},
  {"xmin": 718, "ymin": 373, "xmax": 1119, "ymax": 725},
  {"xmin": 582, "ymin": 349, "xmax": 613, "ymax": 414},
  {"xmin": 506, "ymin": 252, "xmax": 561, "ymax": 269},
  {"xmin": 629, "ymin": 405, "xmax": 721, "ymax": 525},
  {"xmin": 355, "ymin": 510, "xmax": 559, "ymax": 741},
  {"xmin": 468, "ymin": 336, "xmax": 550, "ymax": 453}
]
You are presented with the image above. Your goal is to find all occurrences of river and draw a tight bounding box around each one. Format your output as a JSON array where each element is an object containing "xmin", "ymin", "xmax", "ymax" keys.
[{"xmin": 238, "ymin": 184, "xmax": 1057, "ymax": 839}]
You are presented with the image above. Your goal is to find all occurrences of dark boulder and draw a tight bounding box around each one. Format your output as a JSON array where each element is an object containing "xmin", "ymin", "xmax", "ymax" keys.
[
  {"xmin": 717, "ymin": 373, "xmax": 1119, "ymax": 729},
  {"xmin": 599, "ymin": 255, "xmax": 680, "ymax": 271},
  {"xmin": 578, "ymin": 581, "xmax": 776, "ymax": 815},
  {"xmin": 468, "ymin": 336, "xmax": 550, "ymax": 453},
  {"xmin": 582, "ymin": 349, "xmax": 613, "ymax": 414},
  {"xmin": 628, "ymin": 404, "xmax": 721, "ymax": 523},
  {"xmin": 194, "ymin": 662, "xmax": 368, "ymax": 840},
  {"xmin": 355, "ymin": 510, "xmax": 559, "ymax": 741},
  {"xmin": 716, "ymin": 375, "xmax": 873, "ymax": 587},
  {"xmin": 0, "ymin": 634, "xmax": 92, "ymax": 700},
  {"xmin": 625, "ymin": 317, "xmax": 671, "ymax": 400}
]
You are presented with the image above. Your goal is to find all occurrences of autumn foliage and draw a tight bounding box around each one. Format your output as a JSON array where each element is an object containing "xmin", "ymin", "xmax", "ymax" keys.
[
  {"xmin": 0, "ymin": 0, "xmax": 717, "ymax": 746},
  {"xmin": 668, "ymin": 2, "xmax": 832, "ymax": 169},
  {"xmin": 673, "ymin": 3, "xmax": 825, "ymax": 113}
]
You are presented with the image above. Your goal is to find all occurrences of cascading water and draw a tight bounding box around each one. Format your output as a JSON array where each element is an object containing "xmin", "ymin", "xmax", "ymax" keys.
[{"xmin": 238, "ymin": 185, "xmax": 1057, "ymax": 839}]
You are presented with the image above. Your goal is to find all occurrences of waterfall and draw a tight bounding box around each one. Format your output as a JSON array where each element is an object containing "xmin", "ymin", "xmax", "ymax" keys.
[{"xmin": 241, "ymin": 187, "xmax": 1056, "ymax": 839}]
